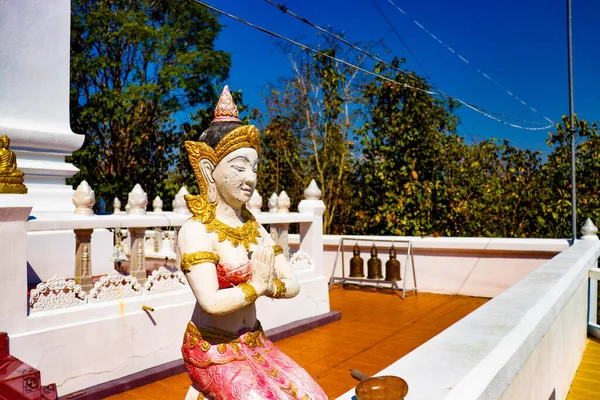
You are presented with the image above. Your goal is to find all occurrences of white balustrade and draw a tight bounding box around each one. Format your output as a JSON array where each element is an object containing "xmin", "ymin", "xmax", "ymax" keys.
[
  {"xmin": 277, "ymin": 190, "xmax": 291, "ymax": 214},
  {"xmin": 22, "ymin": 177, "xmax": 327, "ymax": 313},
  {"xmin": 581, "ymin": 218, "xmax": 599, "ymax": 241},
  {"xmin": 127, "ymin": 184, "xmax": 148, "ymax": 215},
  {"xmin": 268, "ymin": 192, "xmax": 278, "ymax": 213},
  {"xmin": 247, "ymin": 189, "xmax": 263, "ymax": 215},
  {"xmin": 72, "ymin": 180, "xmax": 95, "ymax": 215},
  {"xmin": 152, "ymin": 196, "xmax": 164, "ymax": 213},
  {"xmin": 113, "ymin": 197, "xmax": 124, "ymax": 214},
  {"xmin": 174, "ymin": 186, "xmax": 191, "ymax": 215}
]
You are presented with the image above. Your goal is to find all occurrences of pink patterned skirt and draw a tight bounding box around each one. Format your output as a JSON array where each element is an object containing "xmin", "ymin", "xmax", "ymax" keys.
[{"xmin": 182, "ymin": 321, "xmax": 327, "ymax": 400}]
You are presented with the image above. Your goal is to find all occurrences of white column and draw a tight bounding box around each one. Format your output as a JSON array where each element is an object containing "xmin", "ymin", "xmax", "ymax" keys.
[
  {"xmin": 0, "ymin": 196, "xmax": 32, "ymax": 334},
  {"xmin": 0, "ymin": 0, "xmax": 84, "ymax": 213},
  {"xmin": 297, "ymin": 180, "xmax": 326, "ymax": 276}
]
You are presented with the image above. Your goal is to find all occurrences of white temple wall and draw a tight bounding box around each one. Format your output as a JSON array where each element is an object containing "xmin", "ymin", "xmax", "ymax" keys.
[
  {"xmin": 0, "ymin": 0, "xmax": 84, "ymax": 213},
  {"xmin": 308, "ymin": 235, "xmax": 569, "ymax": 298}
]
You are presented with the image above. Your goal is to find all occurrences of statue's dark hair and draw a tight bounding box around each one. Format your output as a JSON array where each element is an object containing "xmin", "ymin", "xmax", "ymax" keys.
[{"xmin": 198, "ymin": 121, "xmax": 243, "ymax": 148}]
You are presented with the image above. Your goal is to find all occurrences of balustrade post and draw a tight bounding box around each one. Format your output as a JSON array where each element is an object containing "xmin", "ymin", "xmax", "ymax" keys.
[
  {"xmin": 74, "ymin": 228, "xmax": 94, "ymax": 291},
  {"xmin": 298, "ymin": 180, "xmax": 325, "ymax": 276},
  {"xmin": 0, "ymin": 197, "xmax": 31, "ymax": 332},
  {"xmin": 128, "ymin": 227, "xmax": 147, "ymax": 284}
]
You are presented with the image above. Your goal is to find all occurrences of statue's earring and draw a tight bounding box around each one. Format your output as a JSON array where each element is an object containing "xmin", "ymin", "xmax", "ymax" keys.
[{"xmin": 200, "ymin": 159, "xmax": 217, "ymax": 203}]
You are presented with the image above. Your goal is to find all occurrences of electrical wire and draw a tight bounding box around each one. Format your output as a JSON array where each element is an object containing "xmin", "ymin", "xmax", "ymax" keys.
[
  {"xmin": 383, "ymin": 0, "xmax": 555, "ymax": 125},
  {"xmin": 264, "ymin": 0, "xmax": 551, "ymax": 128},
  {"xmin": 261, "ymin": 0, "xmax": 552, "ymax": 130},
  {"xmin": 190, "ymin": 0, "xmax": 554, "ymax": 131}
]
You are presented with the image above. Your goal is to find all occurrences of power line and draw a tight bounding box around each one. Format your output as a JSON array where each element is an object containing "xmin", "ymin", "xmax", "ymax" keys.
[
  {"xmin": 367, "ymin": 0, "xmax": 432, "ymax": 82},
  {"xmin": 261, "ymin": 0, "xmax": 552, "ymax": 130},
  {"xmin": 262, "ymin": 0, "xmax": 548, "ymax": 128},
  {"xmin": 190, "ymin": 0, "xmax": 554, "ymax": 131},
  {"xmin": 383, "ymin": 0, "xmax": 555, "ymax": 125},
  {"xmin": 365, "ymin": 0, "xmax": 476, "ymax": 141}
]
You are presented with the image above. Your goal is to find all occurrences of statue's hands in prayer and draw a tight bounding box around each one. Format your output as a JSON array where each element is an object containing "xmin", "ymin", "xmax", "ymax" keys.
[{"xmin": 250, "ymin": 245, "xmax": 276, "ymax": 296}]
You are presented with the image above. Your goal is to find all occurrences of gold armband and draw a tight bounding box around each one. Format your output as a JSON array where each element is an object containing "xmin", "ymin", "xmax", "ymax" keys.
[
  {"xmin": 272, "ymin": 278, "xmax": 287, "ymax": 298},
  {"xmin": 272, "ymin": 245, "xmax": 283, "ymax": 257},
  {"xmin": 238, "ymin": 282, "xmax": 258, "ymax": 305},
  {"xmin": 181, "ymin": 251, "xmax": 220, "ymax": 274}
]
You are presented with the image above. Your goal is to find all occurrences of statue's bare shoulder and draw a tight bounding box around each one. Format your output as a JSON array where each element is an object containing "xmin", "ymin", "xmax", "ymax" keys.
[{"xmin": 178, "ymin": 219, "xmax": 213, "ymax": 254}]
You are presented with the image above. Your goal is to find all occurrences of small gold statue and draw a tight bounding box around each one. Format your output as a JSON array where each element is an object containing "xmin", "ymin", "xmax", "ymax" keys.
[
  {"xmin": 349, "ymin": 242, "xmax": 365, "ymax": 278},
  {"xmin": 367, "ymin": 244, "xmax": 383, "ymax": 279},
  {"xmin": 0, "ymin": 134, "xmax": 27, "ymax": 194}
]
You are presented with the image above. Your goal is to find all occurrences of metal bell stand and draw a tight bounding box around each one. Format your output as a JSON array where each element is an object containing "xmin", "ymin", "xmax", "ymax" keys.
[{"xmin": 328, "ymin": 237, "xmax": 418, "ymax": 299}]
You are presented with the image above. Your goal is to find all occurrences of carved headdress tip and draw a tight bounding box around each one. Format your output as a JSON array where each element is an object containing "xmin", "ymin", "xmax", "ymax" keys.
[{"xmin": 212, "ymin": 85, "xmax": 241, "ymax": 124}]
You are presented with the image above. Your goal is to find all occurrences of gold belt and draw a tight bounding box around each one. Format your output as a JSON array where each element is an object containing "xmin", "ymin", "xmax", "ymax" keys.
[{"xmin": 186, "ymin": 321, "xmax": 267, "ymax": 351}]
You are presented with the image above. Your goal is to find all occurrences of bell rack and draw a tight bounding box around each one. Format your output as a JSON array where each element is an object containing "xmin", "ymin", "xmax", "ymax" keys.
[{"xmin": 328, "ymin": 237, "xmax": 418, "ymax": 299}]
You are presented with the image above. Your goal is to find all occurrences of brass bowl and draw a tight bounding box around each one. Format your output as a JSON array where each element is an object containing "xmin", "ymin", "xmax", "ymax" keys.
[{"xmin": 355, "ymin": 376, "xmax": 409, "ymax": 400}]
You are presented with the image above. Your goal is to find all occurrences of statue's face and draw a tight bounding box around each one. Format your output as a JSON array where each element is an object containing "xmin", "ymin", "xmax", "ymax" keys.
[
  {"xmin": 0, "ymin": 137, "xmax": 8, "ymax": 148},
  {"xmin": 212, "ymin": 147, "xmax": 258, "ymax": 209}
]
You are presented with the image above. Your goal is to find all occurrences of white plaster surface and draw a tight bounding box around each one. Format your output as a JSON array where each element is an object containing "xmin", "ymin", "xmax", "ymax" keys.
[
  {"xmin": 0, "ymin": 196, "xmax": 32, "ymax": 333},
  {"xmin": 0, "ymin": 0, "xmax": 84, "ymax": 212},
  {"xmin": 313, "ymin": 235, "xmax": 569, "ymax": 298},
  {"xmin": 27, "ymin": 229, "xmax": 114, "ymax": 282},
  {"xmin": 336, "ymin": 240, "xmax": 599, "ymax": 400}
]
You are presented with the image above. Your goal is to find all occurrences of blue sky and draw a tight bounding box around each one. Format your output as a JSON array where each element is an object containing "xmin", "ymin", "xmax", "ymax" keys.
[{"xmin": 211, "ymin": 0, "xmax": 600, "ymax": 152}]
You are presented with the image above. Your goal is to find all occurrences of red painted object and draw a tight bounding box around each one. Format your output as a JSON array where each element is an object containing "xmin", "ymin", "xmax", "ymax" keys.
[{"xmin": 0, "ymin": 332, "xmax": 57, "ymax": 400}]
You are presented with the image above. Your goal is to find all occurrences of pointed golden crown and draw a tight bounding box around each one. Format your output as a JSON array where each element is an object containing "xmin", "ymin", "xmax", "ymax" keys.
[{"xmin": 212, "ymin": 85, "xmax": 241, "ymax": 124}]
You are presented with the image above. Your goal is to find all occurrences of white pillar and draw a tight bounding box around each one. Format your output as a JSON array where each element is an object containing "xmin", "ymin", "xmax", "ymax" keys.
[
  {"xmin": 0, "ymin": 196, "xmax": 32, "ymax": 334},
  {"xmin": 298, "ymin": 180, "xmax": 325, "ymax": 276},
  {"xmin": 0, "ymin": 0, "xmax": 84, "ymax": 213}
]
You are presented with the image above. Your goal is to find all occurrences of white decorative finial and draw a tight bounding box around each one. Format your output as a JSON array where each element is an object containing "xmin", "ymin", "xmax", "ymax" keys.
[
  {"xmin": 153, "ymin": 196, "xmax": 163, "ymax": 213},
  {"xmin": 73, "ymin": 180, "xmax": 95, "ymax": 215},
  {"xmin": 174, "ymin": 186, "xmax": 191, "ymax": 215},
  {"xmin": 125, "ymin": 203, "xmax": 131, "ymax": 213},
  {"xmin": 247, "ymin": 190, "xmax": 263, "ymax": 215},
  {"xmin": 268, "ymin": 192, "xmax": 278, "ymax": 213},
  {"xmin": 304, "ymin": 179, "xmax": 322, "ymax": 200},
  {"xmin": 127, "ymin": 184, "xmax": 148, "ymax": 215},
  {"xmin": 113, "ymin": 197, "xmax": 124, "ymax": 214},
  {"xmin": 581, "ymin": 218, "xmax": 599, "ymax": 240},
  {"xmin": 277, "ymin": 190, "xmax": 291, "ymax": 214}
]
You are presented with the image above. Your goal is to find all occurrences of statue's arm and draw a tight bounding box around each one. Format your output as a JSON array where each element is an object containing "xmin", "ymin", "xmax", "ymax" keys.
[
  {"xmin": 258, "ymin": 226, "xmax": 300, "ymax": 299},
  {"xmin": 178, "ymin": 222, "xmax": 266, "ymax": 315}
]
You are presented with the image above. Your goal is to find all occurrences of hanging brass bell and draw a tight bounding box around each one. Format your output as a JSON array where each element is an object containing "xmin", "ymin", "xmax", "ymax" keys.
[
  {"xmin": 385, "ymin": 245, "xmax": 402, "ymax": 281},
  {"xmin": 367, "ymin": 244, "xmax": 383, "ymax": 279},
  {"xmin": 349, "ymin": 242, "xmax": 365, "ymax": 277}
]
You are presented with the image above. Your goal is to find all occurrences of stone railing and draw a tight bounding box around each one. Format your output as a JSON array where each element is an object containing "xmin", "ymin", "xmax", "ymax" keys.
[{"xmin": 25, "ymin": 179, "xmax": 327, "ymax": 313}]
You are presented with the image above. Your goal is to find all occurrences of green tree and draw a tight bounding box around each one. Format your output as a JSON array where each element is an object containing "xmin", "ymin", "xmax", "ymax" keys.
[
  {"xmin": 534, "ymin": 116, "xmax": 600, "ymax": 238},
  {"xmin": 256, "ymin": 39, "xmax": 369, "ymax": 233},
  {"xmin": 355, "ymin": 58, "xmax": 459, "ymax": 236},
  {"xmin": 68, "ymin": 0, "xmax": 231, "ymax": 207}
]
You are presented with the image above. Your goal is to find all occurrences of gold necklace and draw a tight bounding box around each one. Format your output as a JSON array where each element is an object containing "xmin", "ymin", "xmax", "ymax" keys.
[{"xmin": 204, "ymin": 208, "xmax": 260, "ymax": 251}]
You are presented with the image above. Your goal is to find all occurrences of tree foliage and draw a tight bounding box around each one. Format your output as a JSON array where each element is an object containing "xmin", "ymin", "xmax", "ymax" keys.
[
  {"xmin": 255, "ymin": 39, "xmax": 370, "ymax": 233},
  {"xmin": 259, "ymin": 40, "xmax": 599, "ymax": 239},
  {"xmin": 68, "ymin": 0, "xmax": 231, "ymax": 206}
]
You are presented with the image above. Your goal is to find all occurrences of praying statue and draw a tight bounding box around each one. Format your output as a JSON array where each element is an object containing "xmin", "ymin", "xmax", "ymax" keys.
[
  {"xmin": 0, "ymin": 134, "xmax": 27, "ymax": 194},
  {"xmin": 178, "ymin": 86, "xmax": 327, "ymax": 400}
]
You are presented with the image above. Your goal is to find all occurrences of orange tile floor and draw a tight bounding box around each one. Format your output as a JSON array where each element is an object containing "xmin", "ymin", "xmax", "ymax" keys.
[
  {"xmin": 567, "ymin": 337, "xmax": 600, "ymax": 399},
  {"xmin": 108, "ymin": 285, "xmax": 488, "ymax": 399}
]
